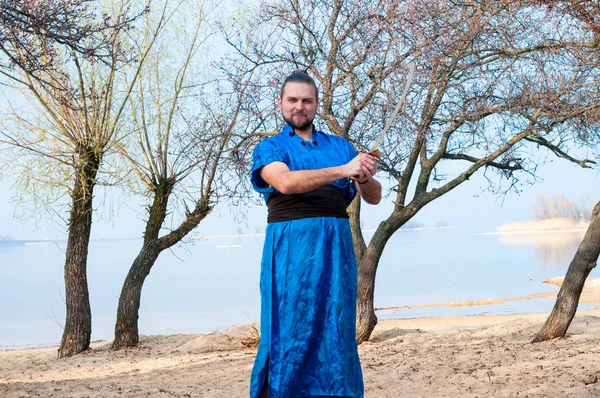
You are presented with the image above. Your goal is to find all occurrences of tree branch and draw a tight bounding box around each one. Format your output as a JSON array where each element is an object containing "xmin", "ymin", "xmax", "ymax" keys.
[
  {"xmin": 443, "ymin": 153, "xmax": 524, "ymax": 171},
  {"xmin": 524, "ymin": 135, "xmax": 596, "ymax": 168}
]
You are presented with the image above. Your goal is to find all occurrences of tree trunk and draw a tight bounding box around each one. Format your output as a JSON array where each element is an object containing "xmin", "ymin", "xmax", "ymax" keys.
[
  {"xmin": 356, "ymin": 216, "xmax": 404, "ymax": 343},
  {"xmin": 348, "ymin": 196, "xmax": 366, "ymax": 261},
  {"xmin": 113, "ymin": 243, "xmax": 161, "ymax": 348},
  {"xmin": 532, "ymin": 201, "xmax": 600, "ymax": 343},
  {"xmin": 113, "ymin": 182, "xmax": 171, "ymax": 349},
  {"xmin": 58, "ymin": 146, "xmax": 100, "ymax": 358},
  {"xmin": 113, "ymin": 182, "xmax": 212, "ymax": 349}
]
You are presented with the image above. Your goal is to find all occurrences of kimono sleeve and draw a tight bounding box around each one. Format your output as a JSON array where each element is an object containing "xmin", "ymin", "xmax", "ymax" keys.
[{"xmin": 251, "ymin": 138, "xmax": 289, "ymax": 194}]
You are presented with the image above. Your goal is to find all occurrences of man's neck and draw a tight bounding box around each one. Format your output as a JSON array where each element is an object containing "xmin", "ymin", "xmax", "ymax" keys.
[{"xmin": 294, "ymin": 125, "xmax": 313, "ymax": 141}]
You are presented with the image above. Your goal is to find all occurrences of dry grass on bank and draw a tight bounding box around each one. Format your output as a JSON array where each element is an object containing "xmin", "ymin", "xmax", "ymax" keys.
[{"xmin": 497, "ymin": 217, "xmax": 589, "ymax": 233}]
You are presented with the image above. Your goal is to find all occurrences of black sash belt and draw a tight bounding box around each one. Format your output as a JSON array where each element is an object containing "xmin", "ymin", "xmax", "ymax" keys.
[{"xmin": 267, "ymin": 184, "xmax": 348, "ymax": 223}]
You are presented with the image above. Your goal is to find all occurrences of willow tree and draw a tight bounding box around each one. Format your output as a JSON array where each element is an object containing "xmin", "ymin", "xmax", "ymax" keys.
[
  {"xmin": 112, "ymin": 0, "xmax": 264, "ymax": 349},
  {"xmin": 226, "ymin": 0, "xmax": 600, "ymax": 343},
  {"xmin": 0, "ymin": 1, "xmax": 172, "ymax": 358}
]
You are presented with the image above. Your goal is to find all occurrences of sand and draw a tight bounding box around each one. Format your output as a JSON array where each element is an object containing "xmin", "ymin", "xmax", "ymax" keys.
[{"xmin": 3, "ymin": 283, "xmax": 600, "ymax": 397}]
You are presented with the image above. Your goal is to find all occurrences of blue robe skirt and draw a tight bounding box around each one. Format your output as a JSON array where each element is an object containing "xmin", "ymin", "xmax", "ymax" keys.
[
  {"xmin": 249, "ymin": 217, "xmax": 364, "ymax": 397},
  {"xmin": 249, "ymin": 125, "xmax": 364, "ymax": 397}
]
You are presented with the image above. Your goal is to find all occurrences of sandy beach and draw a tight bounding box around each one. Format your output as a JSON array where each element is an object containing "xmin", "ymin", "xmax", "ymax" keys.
[{"xmin": 3, "ymin": 281, "xmax": 600, "ymax": 397}]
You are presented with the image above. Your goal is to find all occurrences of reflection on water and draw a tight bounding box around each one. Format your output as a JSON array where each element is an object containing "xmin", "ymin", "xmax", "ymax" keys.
[{"xmin": 498, "ymin": 231, "xmax": 585, "ymax": 270}]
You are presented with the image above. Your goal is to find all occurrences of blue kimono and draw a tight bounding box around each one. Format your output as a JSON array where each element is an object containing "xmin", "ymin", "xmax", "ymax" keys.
[{"xmin": 250, "ymin": 124, "xmax": 364, "ymax": 397}]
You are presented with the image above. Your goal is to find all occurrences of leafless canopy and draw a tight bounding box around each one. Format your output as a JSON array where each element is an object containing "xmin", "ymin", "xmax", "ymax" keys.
[
  {"xmin": 226, "ymin": 0, "xmax": 600, "ymax": 198},
  {"xmin": 224, "ymin": 0, "xmax": 600, "ymax": 343},
  {"xmin": 0, "ymin": 0, "xmax": 143, "ymax": 84}
]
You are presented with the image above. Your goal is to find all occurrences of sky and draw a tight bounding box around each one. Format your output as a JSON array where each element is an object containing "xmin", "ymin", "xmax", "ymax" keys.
[
  {"xmin": 1, "ymin": 0, "xmax": 599, "ymax": 241},
  {"xmin": 1, "ymin": 148, "xmax": 598, "ymax": 241}
]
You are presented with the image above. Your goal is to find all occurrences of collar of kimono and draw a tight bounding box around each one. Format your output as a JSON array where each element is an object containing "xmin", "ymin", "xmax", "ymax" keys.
[{"xmin": 283, "ymin": 124, "xmax": 318, "ymax": 145}]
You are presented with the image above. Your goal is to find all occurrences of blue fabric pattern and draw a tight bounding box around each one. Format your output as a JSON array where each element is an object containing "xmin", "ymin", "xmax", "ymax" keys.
[{"xmin": 250, "ymin": 124, "xmax": 364, "ymax": 398}]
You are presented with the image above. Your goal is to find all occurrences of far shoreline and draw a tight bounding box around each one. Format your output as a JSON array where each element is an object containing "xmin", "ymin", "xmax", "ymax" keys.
[
  {"xmin": 491, "ymin": 217, "xmax": 589, "ymax": 235},
  {"xmin": 481, "ymin": 228, "xmax": 587, "ymax": 236}
]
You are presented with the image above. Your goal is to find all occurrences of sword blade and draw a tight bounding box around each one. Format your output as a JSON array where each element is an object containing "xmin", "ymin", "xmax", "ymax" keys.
[{"xmin": 370, "ymin": 62, "xmax": 416, "ymax": 153}]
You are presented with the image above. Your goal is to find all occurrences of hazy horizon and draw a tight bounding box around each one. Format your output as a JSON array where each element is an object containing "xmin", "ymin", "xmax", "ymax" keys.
[{"xmin": 1, "ymin": 153, "xmax": 599, "ymax": 241}]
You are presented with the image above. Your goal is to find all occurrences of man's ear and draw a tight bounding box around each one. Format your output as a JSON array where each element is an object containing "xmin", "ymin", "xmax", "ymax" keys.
[{"xmin": 277, "ymin": 97, "xmax": 282, "ymax": 108}]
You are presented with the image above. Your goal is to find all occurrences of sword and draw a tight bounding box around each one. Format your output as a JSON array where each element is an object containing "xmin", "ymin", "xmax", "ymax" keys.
[{"xmin": 367, "ymin": 61, "xmax": 416, "ymax": 159}]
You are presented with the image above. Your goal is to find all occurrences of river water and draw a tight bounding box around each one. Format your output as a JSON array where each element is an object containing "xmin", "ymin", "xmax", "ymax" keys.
[{"xmin": 0, "ymin": 228, "xmax": 593, "ymax": 350}]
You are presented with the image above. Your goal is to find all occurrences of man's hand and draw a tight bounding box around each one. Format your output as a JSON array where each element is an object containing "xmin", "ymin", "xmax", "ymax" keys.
[
  {"xmin": 345, "ymin": 153, "xmax": 378, "ymax": 182},
  {"xmin": 344, "ymin": 154, "xmax": 366, "ymax": 180},
  {"xmin": 357, "ymin": 153, "xmax": 378, "ymax": 183},
  {"xmin": 353, "ymin": 153, "xmax": 381, "ymax": 205}
]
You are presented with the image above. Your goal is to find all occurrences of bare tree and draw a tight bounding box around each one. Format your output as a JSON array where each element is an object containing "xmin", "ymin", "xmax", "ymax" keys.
[
  {"xmin": 522, "ymin": 0, "xmax": 600, "ymax": 342},
  {"xmin": 226, "ymin": 0, "xmax": 600, "ymax": 343},
  {"xmin": 532, "ymin": 201, "xmax": 600, "ymax": 342},
  {"xmin": 112, "ymin": 1, "xmax": 265, "ymax": 349},
  {"xmin": 0, "ymin": 0, "xmax": 169, "ymax": 358},
  {"xmin": 0, "ymin": 0, "xmax": 143, "ymax": 83},
  {"xmin": 531, "ymin": 192, "xmax": 593, "ymax": 221},
  {"xmin": 579, "ymin": 193, "xmax": 596, "ymax": 221},
  {"xmin": 532, "ymin": 192, "xmax": 552, "ymax": 220}
]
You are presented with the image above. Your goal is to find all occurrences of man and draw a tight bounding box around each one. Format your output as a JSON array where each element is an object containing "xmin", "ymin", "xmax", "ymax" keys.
[{"xmin": 250, "ymin": 71, "xmax": 381, "ymax": 398}]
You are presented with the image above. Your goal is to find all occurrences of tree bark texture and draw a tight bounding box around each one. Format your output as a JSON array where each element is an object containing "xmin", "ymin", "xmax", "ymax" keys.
[
  {"xmin": 113, "ymin": 183, "xmax": 212, "ymax": 349},
  {"xmin": 532, "ymin": 201, "xmax": 600, "ymax": 343},
  {"xmin": 356, "ymin": 213, "xmax": 409, "ymax": 343},
  {"xmin": 348, "ymin": 196, "xmax": 366, "ymax": 261},
  {"xmin": 113, "ymin": 182, "xmax": 172, "ymax": 349},
  {"xmin": 113, "ymin": 243, "xmax": 162, "ymax": 349},
  {"xmin": 58, "ymin": 146, "xmax": 100, "ymax": 358}
]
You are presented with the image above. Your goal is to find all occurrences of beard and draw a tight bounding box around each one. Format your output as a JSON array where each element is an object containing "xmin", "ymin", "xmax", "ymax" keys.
[{"xmin": 283, "ymin": 113, "xmax": 314, "ymax": 132}]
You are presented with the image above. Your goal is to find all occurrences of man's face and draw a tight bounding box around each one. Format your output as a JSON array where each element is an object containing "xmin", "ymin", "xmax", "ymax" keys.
[{"xmin": 278, "ymin": 82, "xmax": 318, "ymax": 132}]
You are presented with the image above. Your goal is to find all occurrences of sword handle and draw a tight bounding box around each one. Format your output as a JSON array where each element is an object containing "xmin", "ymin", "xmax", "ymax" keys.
[
  {"xmin": 368, "ymin": 149, "xmax": 382, "ymax": 159},
  {"xmin": 350, "ymin": 150, "xmax": 382, "ymax": 182}
]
